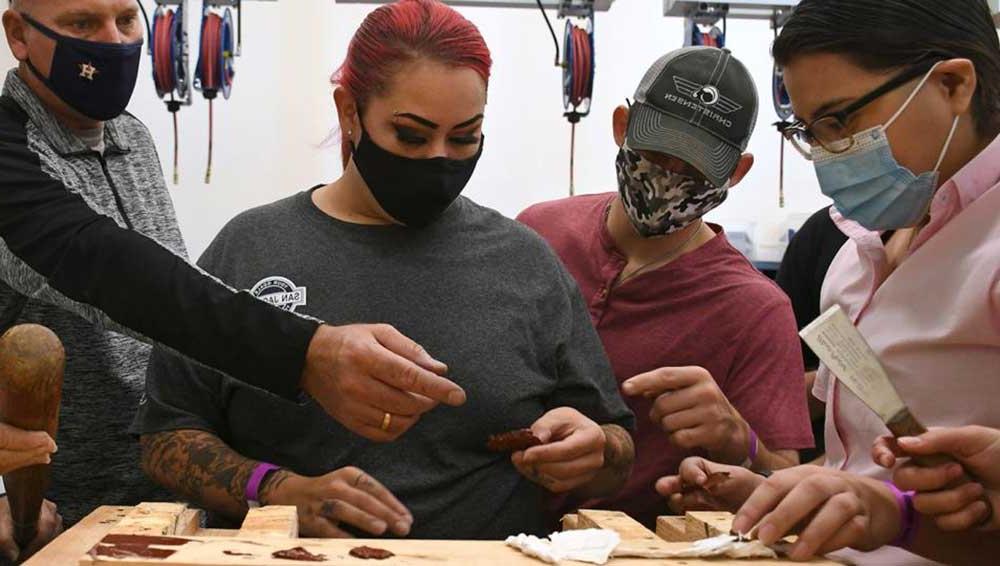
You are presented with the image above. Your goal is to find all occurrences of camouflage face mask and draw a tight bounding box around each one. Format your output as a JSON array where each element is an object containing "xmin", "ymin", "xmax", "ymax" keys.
[{"xmin": 615, "ymin": 144, "xmax": 729, "ymax": 238}]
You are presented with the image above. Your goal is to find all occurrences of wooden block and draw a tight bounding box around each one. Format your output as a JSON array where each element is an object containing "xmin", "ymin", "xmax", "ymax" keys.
[
  {"xmin": 576, "ymin": 509, "xmax": 683, "ymax": 559},
  {"xmin": 575, "ymin": 509, "xmax": 658, "ymax": 542},
  {"xmin": 176, "ymin": 509, "xmax": 205, "ymax": 536},
  {"xmin": 686, "ymin": 511, "xmax": 734, "ymax": 538},
  {"xmin": 656, "ymin": 515, "xmax": 697, "ymax": 542},
  {"xmin": 22, "ymin": 506, "xmax": 130, "ymax": 566},
  {"xmin": 560, "ymin": 514, "xmax": 579, "ymax": 531},
  {"xmin": 110, "ymin": 502, "xmax": 188, "ymax": 536},
  {"xmin": 238, "ymin": 506, "xmax": 298, "ymax": 538}
]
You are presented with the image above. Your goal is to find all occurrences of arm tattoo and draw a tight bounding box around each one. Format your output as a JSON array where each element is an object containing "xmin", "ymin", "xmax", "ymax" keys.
[
  {"xmin": 140, "ymin": 430, "xmax": 259, "ymax": 521},
  {"xmin": 574, "ymin": 424, "xmax": 635, "ymax": 499},
  {"xmin": 258, "ymin": 469, "xmax": 293, "ymax": 506}
]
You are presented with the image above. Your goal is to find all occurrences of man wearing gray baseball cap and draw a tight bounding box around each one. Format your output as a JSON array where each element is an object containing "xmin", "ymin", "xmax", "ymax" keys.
[{"xmin": 518, "ymin": 47, "xmax": 813, "ymax": 527}]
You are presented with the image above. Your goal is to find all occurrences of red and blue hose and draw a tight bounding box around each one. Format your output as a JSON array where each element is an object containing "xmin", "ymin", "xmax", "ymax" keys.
[
  {"xmin": 150, "ymin": 3, "xmax": 187, "ymax": 184},
  {"xmin": 563, "ymin": 19, "xmax": 594, "ymax": 195},
  {"xmin": 196, "ymin": 7, "xmax": 237, "ymax": 183}
]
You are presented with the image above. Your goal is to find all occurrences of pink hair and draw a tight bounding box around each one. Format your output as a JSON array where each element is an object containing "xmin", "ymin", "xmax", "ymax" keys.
[{"xmin": 332, "ymin": 0, "xmax": 493, "ymax": 167}]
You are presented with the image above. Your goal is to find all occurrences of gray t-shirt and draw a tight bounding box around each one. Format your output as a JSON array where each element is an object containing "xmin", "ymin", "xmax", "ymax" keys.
[{"xmin": 133, "ymin": 189, "xmax": 633, "ymax": 539}]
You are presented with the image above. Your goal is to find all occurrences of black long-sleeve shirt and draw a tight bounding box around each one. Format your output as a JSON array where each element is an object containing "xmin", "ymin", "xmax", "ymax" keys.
[{"xmin": 0, "ymin": 83, "xmax": 319, "ymax": 402}]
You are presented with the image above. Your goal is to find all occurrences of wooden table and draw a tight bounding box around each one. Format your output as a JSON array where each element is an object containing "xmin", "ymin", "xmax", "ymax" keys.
[{"xmin": 24, "ymin": 503, "xmax": 842, "ymax": 565}]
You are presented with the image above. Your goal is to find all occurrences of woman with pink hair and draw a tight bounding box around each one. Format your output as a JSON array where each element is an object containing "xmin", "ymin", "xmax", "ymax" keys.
[{"xmin": 134, "ymin": 0, "xmax": 635, "ymax": 541}]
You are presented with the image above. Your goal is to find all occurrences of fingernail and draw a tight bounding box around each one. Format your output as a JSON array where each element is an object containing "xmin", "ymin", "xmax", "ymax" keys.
[
  {"xmin": 949, "ymin": 464, "xmax": 963, "ymax": 477},
  {"xmin": 395, "ymin": 521, "xmax": 411, "ymax": 535},
  {"xmin": 970, "ymin": 483, "xmax": 985, "ymax": 496},
  {"xmin": 52, "ymin": 442, "xmax": 59, "ymax": 454},
  {"xmin": 758, "ymin": 523, "xmax": 778, "ymax": 544},
  {"xmin": 731, "ymin": 516, "xmax": 749, "ymax": 535},
  {"xmin": 898, "ymin": 437, "xmax": 920, "ymax": 447},
  {"xmin": 880, "ymin": 455, "xmax": 892, "ymax": 468},
  {"xmin": 448, "ymin": 391, "xmax": 466, "ymax": 405},
  {"xmin": 372, "ymin": 520, "xmax": 388, "ymax": 533}
]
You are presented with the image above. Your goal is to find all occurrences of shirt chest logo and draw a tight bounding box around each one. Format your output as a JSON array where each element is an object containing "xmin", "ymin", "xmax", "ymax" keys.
[{"xmin": 250, "ymin": 276, "xmax": 307, "ymax": 312}]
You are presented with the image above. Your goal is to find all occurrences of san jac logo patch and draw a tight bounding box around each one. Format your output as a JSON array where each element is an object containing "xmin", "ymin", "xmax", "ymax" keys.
[{"xmin": 250, "ymin": 276, "xmax": 307, "ymax": 312}]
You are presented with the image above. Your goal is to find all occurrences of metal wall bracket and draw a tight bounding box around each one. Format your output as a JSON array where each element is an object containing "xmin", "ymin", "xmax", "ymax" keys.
[
  {"xmin": 665, "ymin": 1, "xmax": 797, "ymax": 27},
  {"xmin": 557, "ymin": 0, "xmax": 596, "ymax": 19}
]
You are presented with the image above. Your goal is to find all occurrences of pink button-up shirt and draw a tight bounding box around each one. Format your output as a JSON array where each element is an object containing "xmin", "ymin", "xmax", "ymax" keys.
[{"xmin": 814, "ymin": 134, "xmax": 1000, "ymax": 565}]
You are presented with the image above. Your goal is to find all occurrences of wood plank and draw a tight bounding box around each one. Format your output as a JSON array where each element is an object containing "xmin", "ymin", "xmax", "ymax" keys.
[
  {"xmin": 176, "ymin": 509, "xmax": 204, "ymax": 536},
  {"xmin": 238, "ymin": 506, "xmax": 298, "ymax": 538},
  {"xmin": 655, "ymin": 516, "xmax": 696, "ymax": 542},
  {"xmin": 575, "ymin": 509, "xmax": 660, "ymax": 542},
  {"xmin": 23, "ymin": 506, "xmax": 130, "ymax": 566},
  {"xmin": 686, "ymin": 511, "xmax": 733, "ymax": 538},
  {"xmin": 39, "ymin": 506, "xmax": 841, "ymax": 565},
  {"xmin": 194, "ymin": 529, "xmax": 238, "ymax": 537},
  {"xmin": 574, "ymin": 509, "xmax": 686, "ymax": 559},
  {"xmin": 110, "ymin": 502, "xmax": 188, "ymax": 536},
  {"xmin": 76, "ymin": 535, "xmax": 843, "ymax": 565}
]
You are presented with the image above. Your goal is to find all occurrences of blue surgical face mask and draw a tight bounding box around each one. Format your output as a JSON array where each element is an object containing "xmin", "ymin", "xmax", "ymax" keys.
[
  {"xmin": 812, "ymin": 63, "xmax": 960, "ymax": 231},
  {"xmin": 20, "ymin": 13, "xmax": 143, "ymax": 121}
]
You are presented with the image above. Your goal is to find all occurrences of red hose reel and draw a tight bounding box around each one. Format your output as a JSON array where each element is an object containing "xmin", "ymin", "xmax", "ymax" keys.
[
  {"xmin": 195, "ymin": 4, "xmax": 238, "ymax": 184},
  {"xmin": 562, "ymin": 17, "xmax": 595, "ymax": 196},
  {"xmin": 148, "ymin": 1, "xmax": 190, "ymax": 184}
]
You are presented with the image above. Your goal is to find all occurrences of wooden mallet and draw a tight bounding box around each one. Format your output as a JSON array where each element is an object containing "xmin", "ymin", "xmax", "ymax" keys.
[{"xmin": 0, "ymin": 324, "xmax": 64, "ymax": 549}]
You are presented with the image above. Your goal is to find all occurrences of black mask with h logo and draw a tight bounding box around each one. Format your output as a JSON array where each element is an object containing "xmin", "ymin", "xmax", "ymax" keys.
[{"xmin": 20, "ymin": 13, "xmax": 143, "ymax": 121}]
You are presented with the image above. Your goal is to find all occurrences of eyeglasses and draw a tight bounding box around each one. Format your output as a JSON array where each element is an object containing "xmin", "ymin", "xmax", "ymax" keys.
[{"xmin": 775, "ymin": 61, "xmax": 938, "ymax": 159}]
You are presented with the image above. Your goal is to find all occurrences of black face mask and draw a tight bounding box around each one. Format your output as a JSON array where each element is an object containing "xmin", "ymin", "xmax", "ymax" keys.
[
  {"xmin": 20, "ymin": 13, "xmax": 143, "ymax": 121},
  {"xmin": 351, "ymin": 127, "xmax": 484, "ymax": 228}
]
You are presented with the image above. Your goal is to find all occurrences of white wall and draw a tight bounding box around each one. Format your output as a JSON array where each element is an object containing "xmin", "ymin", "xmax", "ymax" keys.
[
  {"xmin": 0, "ymin": 23, "xmax": 13, "ymax": 70},
  {"xmin": 3, "ymin": 0, "xmax": 831, "ymax": 260}
]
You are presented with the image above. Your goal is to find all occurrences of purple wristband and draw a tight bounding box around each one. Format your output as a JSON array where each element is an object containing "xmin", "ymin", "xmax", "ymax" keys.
[
  {"xmin": 246, "ymin": 463, "xmax": 282, "ymax": 504},
  {"xmin": 740, "ymin": 427, "xmax": 759, "ymax": 468},
  {"xmin": 885, "ymin": 481, "xmax": 917, "ymax": 547}
]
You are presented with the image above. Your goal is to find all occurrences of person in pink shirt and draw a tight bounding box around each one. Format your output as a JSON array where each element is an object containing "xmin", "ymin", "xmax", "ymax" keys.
[
  {"xmin": 517, "ymin": 46, "xmax": 814, "ymax": 530},
  {"xmin": 873, "ymin": 426, "xmax": 1000, "ymax": 532},
  {"xmin": 658, "ymin": 0, "xmax": 1000, "ymax": 564}
]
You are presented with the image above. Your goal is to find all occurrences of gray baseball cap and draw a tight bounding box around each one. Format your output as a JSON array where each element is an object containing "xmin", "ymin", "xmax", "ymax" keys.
[{"xmin": 627, "ymin": 47, "xmax": 759, "ymax": 188}]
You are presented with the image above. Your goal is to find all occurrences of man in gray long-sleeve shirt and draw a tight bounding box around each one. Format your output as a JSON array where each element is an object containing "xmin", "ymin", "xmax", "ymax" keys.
[
  {"xmin": 0, "ymin": 1, "xmax": 468, "ymax": 559},
  {"xmin": 0, "ymin": 68, "xmax": 178, "ymax": 526}
]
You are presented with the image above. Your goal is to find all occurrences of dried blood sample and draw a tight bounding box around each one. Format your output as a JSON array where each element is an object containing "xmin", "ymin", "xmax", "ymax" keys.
[
  {"xmin": 272, "ymin": 546, "xmax": 327, "ymax": 561},
  {"xmin": 487, "ymin": 429, "xmax": 543, "ymax": 452},
  {"xmin": 350, "ymin": 546, "xmax": 395, "ymax": 560}
]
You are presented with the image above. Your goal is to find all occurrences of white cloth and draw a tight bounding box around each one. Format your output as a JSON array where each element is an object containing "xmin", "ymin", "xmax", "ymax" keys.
[{"xmin": 506, "ymin": 529, "xmax": 620, "ymax": 564}]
